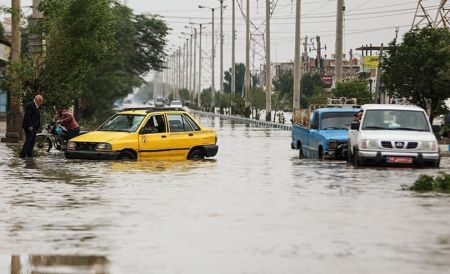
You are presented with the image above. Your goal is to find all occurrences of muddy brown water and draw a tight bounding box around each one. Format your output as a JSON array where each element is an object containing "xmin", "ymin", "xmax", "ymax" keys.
[{"xmin": 1, "ymin": 115, "xmax": 449, "ymax": 274}]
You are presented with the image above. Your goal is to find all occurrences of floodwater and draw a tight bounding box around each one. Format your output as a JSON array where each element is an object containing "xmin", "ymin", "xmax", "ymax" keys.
[{"xmin": 1, "ymin": 114, "xmax": 450, "ymax": 274}]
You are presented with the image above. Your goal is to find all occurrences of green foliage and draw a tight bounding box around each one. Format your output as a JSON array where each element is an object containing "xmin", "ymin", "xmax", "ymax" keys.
[
  {"xmin": 200, "ymin": 88, "xmax": 212, "ymax": 110},
  {"xmin": 273, "ymin": 69, "xmax": 293, "ymax": 108},
  {"xmin": 307, "ymin": 86, "xmax": 331, "ymax": 106},
  {"xmin": 407, "ymin": 173, "xmax": 450, "ymax": 193},
  {"xmin": 3, "ymin": 0, "xmax": 169, "ymax": 123},
  {"xmin": 231, "ymin": 93, "xmax": 246, "ymax": 115},
  {"xmin": 382, "ymin": 27, "xmax": 450, "ymax": 122},
  {"xmin": 300, "ymin": 72, "xmax": 323, "ymax": 108},
  {"xmin": 224, "ymin": 63, "xmax": 245, "ymax": 95},
  {"xmin": 178, "ymin": 88, "xmax": 190, "ymax": 102},
  {"xmin": 333, "ymin": 80, "xmax": 374, "ymax": 104},
  {"xmin": 246, "ymin": 87, "xmax": 266, "ymax": 119}
]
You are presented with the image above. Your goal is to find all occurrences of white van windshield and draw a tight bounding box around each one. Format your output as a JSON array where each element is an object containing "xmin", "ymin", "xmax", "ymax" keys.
[{"xmin": 362, "ymin": 110, "xmax": 430, "ymax": 131}]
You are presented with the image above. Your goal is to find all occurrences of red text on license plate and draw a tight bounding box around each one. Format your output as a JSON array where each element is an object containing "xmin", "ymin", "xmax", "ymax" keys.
[{"xmin": 386, "ymin": 157, "xmax": 413, "ymax": 164}]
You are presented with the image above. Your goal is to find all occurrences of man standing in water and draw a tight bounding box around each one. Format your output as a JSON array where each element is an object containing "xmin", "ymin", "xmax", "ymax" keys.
[{"xmin": 20, "ymin": 95, "xmax": 44, "ymax": 158}]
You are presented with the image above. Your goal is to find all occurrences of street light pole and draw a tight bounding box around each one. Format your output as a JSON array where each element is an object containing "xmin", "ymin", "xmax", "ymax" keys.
[
  {"xmin": 193, "ymin": 28, "xmax": 197, "ymax": 104},
  {"xmin": 211, "ymin": 8, "xmax": 215, "ymax": 112},
  {"xmin": 198, "ymin": 24, "xmax": 203, "ymax": 108},
  {"xmin": 199, "ymin": 5, "xmax": 219, "ymax": 113},
  {"xmin": 245, "ymin": 0, "xmax": 251, "ymax": 106},
  {"xmin": 231, "ymin": 0, "xmax": 236, "ymax": 96},
  {"xmin": 335, "ymin": 0, "xmax": 344, "ymax": 84},
  {"xmin": 219, "ymin": 0, "xmax": 224, "ymax": 97},
  {"xmin": 265, "ymin": 0, "xmax": 272, "ymax": 121}
]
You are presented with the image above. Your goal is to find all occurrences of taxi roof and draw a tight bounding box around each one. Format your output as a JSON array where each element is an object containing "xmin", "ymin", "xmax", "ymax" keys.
[{"xmin": 118, "ymin": 107, "xmax": 185, "ymax": 115}]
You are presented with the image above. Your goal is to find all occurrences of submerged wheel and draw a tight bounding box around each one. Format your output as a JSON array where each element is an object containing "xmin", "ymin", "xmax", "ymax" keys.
[
  {"xmin": 188, "ymin": 149, "xmax": 204, "ymax": 160},
  {"xmin": 346, "ymin": 148, "xmax": 353, "ymax": 163},
  {"xmin": 36, "ymin": 137, "xmax": 52, "ymax": 153},
  {"xmin": 318, "ymin": 147, "xmax": 324, "ymax": 160},
  {"xmin": 298, "ymin": 143, "xmax": 305, "ymax": 159},
  {"xmin": 118, "ymin": 151, "xmax": 136, "ymax": 160},
  {"xmin": 353, "ymin": 149, "xmax": 362, "ymax": 167}
]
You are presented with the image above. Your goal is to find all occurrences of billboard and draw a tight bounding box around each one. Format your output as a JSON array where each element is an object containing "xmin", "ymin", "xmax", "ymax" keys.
[{"xmin": 363, "ymin": 56, "xmax": 380, "ymax": 69}]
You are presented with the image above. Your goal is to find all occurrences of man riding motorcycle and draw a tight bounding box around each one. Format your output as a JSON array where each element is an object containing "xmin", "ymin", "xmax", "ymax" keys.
[{"xmin": 56, "ymin": 106, "xmax": 80, "ymax": 140}]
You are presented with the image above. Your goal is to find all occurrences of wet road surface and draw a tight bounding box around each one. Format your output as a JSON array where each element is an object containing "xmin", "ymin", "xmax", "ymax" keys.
[{"xmin": 1, "ymin": 114, "xmax": 450, "ymax": 274}]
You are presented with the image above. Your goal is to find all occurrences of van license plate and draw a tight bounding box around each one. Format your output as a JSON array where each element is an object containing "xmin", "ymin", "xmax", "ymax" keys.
[{"xmin": 386, "ymin": 157, "xmax": 413, "ymax": 164}]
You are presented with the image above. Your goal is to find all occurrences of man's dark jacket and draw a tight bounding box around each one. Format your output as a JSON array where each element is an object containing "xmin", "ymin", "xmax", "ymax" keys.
[{"xmin": 22, "ymin": 102, "xmax": 40, "ymax": 131}]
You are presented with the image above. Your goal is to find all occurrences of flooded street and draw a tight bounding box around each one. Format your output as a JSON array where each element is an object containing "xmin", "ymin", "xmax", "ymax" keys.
[{"xmin": 1, "ymin": 114, "xmax": 450, "ymax": 274}]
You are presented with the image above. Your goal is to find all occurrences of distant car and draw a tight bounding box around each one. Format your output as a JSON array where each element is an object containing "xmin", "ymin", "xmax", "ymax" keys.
[
  {"xmin": 65, "ymin": 108, "xmax": 218, "ymax": 160},
  {"xmin": 146, "ymin": 99, "xmax": 155, "ymax": 107},
  {"xmin": 170, "ymin": 100, "xmax": 183, "ymax": 108},
  {"xmin": 154, "ymin": 97, "xmax": 165, "ymax": 107}
]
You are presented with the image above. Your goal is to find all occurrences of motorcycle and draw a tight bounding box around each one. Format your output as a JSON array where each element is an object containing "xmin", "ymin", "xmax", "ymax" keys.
[{"xmin": 36, "ymin": 119, "xmax": 70, "ymax": 152}]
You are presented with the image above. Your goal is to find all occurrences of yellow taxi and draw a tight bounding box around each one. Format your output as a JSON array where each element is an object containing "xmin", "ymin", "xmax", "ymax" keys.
[{"xmin": 65, "ymin": 107, "xmax": 218, "ymax": 160}]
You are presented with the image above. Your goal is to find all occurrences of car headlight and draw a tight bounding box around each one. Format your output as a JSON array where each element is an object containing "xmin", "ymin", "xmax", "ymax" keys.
[
  {"xmin": 421, "ymin": 141, "xmax": 438, "ymax": 151},
  {"xmin": 95, "ymin": 143, "xmax": 112, "ymax": 152},
  {"xmin": 67, "ymin": 141, "xmax": 77, "ymax": 151},
  {"xmin": 360, "ymin": 139, "xmax": 378, "ymax": 149}
]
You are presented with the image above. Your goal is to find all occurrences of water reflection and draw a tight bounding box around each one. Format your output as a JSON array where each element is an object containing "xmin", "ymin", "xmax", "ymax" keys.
[
  {"xmin": 109, "ymin": 158, "xmax": 216, "ymax": 173},
  {"xmin": 10, "ymin": 255, "xmax": 109, "ymax": 274}
]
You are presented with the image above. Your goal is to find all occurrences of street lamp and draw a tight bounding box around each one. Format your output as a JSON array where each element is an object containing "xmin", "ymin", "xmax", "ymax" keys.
[{"xmin": 198, "ymin": 4, "xmax": 220, "ymax": 113}]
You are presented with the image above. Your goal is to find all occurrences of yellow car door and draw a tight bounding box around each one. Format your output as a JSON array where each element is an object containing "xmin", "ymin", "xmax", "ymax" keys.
[
  {"xmin": 166, "ymin": 113, "xmax": 199, "ymax": 160},
  {"xmin": 138, "ymin": 114, "xmax": 171, "ymax": 160}
]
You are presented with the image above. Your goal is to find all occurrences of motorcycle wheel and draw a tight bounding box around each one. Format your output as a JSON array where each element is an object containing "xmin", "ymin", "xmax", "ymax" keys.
[{"xmin": 36, "ymin": 137, "xmax": 52, "ymax": 152}]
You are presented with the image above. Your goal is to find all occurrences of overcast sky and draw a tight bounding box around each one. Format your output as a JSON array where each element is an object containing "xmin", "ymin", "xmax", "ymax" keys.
[{"xmin": 0, "ymin": 0, "xmax": 443, "ymax": 86}]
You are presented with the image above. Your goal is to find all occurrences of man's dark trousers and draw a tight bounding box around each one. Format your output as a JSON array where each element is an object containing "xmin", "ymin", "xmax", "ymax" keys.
[{"xmin": 20, "ymin": 130, "xmax": 37, "ymax": 157}]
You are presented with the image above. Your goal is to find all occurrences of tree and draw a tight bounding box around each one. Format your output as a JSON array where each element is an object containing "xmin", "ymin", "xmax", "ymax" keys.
[
  {"xmin": 382, "ymin": 26, "xmax": 450, "ymax": 122},
  {"xmin": 333, "ymin": 80, "xmax": 373, "ymax": 104},
  {"xmin": 247, "ymin": 87, "xmax": 266, "ymax": 119},
  {"xmin": 6, "ymin": 0, "xmax": 169, "ymax": 123},
  {"xmin": 300, "ymin": 72, "xmax": 323, "ymax": 108},
  {"xmin": 223, "ymin": 63, "xmax": 245, "ymax": 95},
  {"xmin": 272, "ymin": 69, "xmax": 293, "ymax": 110}
]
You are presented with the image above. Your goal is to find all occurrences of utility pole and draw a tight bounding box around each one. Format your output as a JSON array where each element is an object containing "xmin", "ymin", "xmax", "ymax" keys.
[
  {"xmin": 220, "ymin": 0, "xmax": 224, "ymax": 97},
  {"xmin": 244, "ymin": 0, "xmax": 251, "ymax": 106},
  {"xmin": 211, "ymin": 8, "xmax": 216, "ymax": 112},
  {"xmin": 185, "ymin": 38, "xmax": 189, "ymax": 89},
  {"xmin": 335, "ymin": 0, "xmax": 344, "ymax": 84},
  {"xmin": 189, "ymin": 34, "xmax": 193, "ymax": 93},
  {"xmin": 198, "ymin": 24, "xmax": 203, "ymax": 108},
  {"xmin": 375, "ymin": 44, "xmax": 384, "ymax": 103},
  {"xmin": 2, "ymin": 0, "xmax": 23, "ymax": 143},
  {"xmin": 199, "ymin": 5, "xmax": 219, "ymax": 112},
  {"xmin": 193, "ymin": 28, "xmax": 197, "ymax": 103},
  {"xmin": 265, "ymin": 0, "xmax": 272, "ymax": 121},
  {"xmin": 303, "ymin": 35, "xmax": 308, "ymax": 73},
  {"xmin": 316, "ymin": 35, "xmax": 322, "ymax": 75},
  {"xmin": 178, "ymin": 47, "xmax": 181, "ymax": 99},
  {"xmin": 293, "ymin": 0, "xmax": 301, "ymax": 110},
  {"xmin": 231, "ymin": 0, "xmax": 236, "ymax": 96}
]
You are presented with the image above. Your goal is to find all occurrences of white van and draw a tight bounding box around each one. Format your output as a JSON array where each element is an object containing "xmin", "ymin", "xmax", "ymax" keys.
[{"xmin": 348, "ymin": 104, "xmax": 440, "ymax": 167}]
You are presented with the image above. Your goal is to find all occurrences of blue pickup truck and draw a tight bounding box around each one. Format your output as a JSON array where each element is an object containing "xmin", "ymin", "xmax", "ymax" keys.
[{"xmin": 291, "ymin": 108, "xmax": 360, "ymax": 159}]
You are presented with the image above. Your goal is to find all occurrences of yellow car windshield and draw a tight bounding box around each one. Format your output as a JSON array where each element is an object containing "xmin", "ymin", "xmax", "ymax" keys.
[{"xmin": 97, "ymin": 114, "xmax": 145, "ymax": 132}]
